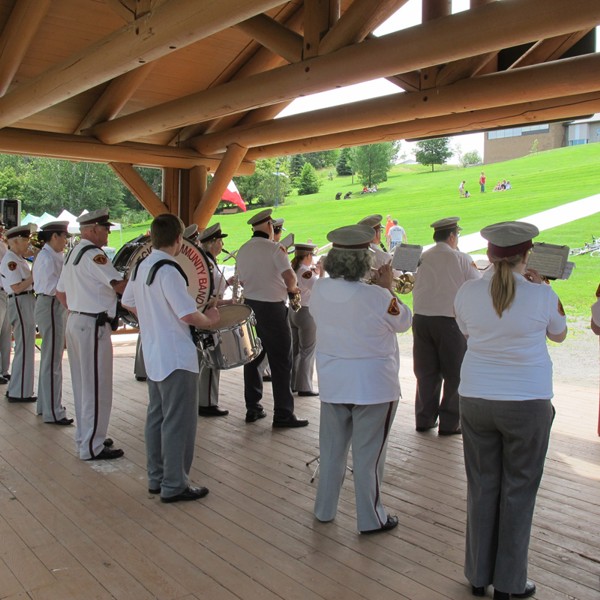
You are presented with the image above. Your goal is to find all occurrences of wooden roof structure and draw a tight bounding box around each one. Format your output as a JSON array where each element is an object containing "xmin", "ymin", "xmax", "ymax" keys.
[{"xmin": 0, "ymin": 0, "xmax": 599, "ymax": 226}]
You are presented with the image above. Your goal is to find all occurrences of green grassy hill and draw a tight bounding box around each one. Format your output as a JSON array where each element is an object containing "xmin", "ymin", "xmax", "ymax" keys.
[{"xmin": 110, "ymin": 143, "xmax": 600, "ymax": 318}]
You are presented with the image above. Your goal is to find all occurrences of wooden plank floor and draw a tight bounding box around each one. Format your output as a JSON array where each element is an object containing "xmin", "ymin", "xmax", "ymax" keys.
[{"xmin": 0, "ymin": 332, "xmax": 598, "ymax": 600}]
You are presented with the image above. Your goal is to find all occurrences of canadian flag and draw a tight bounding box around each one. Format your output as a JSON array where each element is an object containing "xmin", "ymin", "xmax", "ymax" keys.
[{"xmin": 221, "ymin": 180, "xmax": 246, "ymax": 212}]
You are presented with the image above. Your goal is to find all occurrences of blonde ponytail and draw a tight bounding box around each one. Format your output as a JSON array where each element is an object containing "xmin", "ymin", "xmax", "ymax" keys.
[{"xmin": 489, "ymin": 255, "xmax": 522, "ymax": 317}]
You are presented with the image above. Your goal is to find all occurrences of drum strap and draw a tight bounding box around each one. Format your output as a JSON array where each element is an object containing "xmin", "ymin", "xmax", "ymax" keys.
[{"xmin": 146, "ymin": 259, "xmax": 189, "ymax": 287}]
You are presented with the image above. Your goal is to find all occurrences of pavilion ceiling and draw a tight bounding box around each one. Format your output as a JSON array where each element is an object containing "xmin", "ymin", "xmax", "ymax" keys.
[{"xmin": 0, "ymin": 0, "xmax": 598, "ymax": 222}]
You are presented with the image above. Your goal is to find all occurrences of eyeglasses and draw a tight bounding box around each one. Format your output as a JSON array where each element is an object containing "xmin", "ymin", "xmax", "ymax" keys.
[{"xmin": 273, "ymin": 227, "xmax": 282, "ymax": 234}]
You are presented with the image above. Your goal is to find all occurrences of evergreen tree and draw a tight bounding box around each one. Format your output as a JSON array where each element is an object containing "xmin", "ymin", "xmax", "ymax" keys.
[
  {"xmin": 289, "ymin": 154, "xmax": 305, "ymax": 179},
  {"xmin": 297, "ymin": 162, "xmax": 320, "ymax": 196},
  {"xmin": 336, "ymin": 148, "xmax": 353, "ymax": 176},
  {"xmin": 415, "ymin": 137, "xmax": 453, "ymax": 172}
]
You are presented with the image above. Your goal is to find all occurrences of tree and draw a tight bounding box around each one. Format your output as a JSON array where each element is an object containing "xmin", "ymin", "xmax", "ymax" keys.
[
  {"xmin": 460, "ymin": 150, "xmax": 482, "ymax": 168},
  {"xmin": 297, "ymin": 162, "xmax": 320, "ymax": 196},
  {"xmin": 234, "ymin": 158, "xmax": 291, "ymax": 206},
  {"xmin": 415, "ymin": 137, "xmax": 453, "ymax": 171},
  {"xmin": 350, "ymin": 142, "xmax": 398, "ymax": 187},
  {"xmin": 303, "ymin": 150, "xmax": 338, "ymax": 170},
  {"xmin": 336, "ymin": 148, "xmax": 353, "ymax": 176},
  {"xmin": 289, "ymin": 154, "xmax": 305, "ymax": 179}
]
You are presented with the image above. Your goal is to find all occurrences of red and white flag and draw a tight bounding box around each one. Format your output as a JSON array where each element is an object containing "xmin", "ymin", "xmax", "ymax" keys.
[{"xmin": 221, "ymin": 180, "xmax": 246, "ymax": 212}]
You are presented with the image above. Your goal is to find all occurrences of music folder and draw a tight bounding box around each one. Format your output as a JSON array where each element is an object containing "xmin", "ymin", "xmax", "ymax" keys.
[
  {"xmin": 391, "ymin": 244, "xmax": 423, "ymax": 273},
  {"xmin": 526, "ymin": 242, "xmax": 572, "ymax": 280}
]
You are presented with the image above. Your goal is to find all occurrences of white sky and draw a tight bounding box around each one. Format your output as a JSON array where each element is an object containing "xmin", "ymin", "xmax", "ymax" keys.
[{"xmin": 278, "ymin": 0, "xmax": 600, "ymax": 160}]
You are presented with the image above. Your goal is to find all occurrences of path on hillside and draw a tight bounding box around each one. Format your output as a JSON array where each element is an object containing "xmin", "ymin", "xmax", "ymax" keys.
[{"xmin": 454, "ymin": 194, "xmax": 600, "ymax": 253}]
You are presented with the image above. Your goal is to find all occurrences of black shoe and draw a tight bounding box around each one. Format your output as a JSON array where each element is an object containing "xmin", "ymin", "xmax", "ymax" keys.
[
  {"xmin": 472, "ymin": 585, "xmax": 487, "ymax": 596},
  {"xmin": 493, "ymin": 581, "xmax": 536, "ymax": 600},
  {"xmin": 415, "ymin": 423, "xmax": 437, "ymax": 432},
  {"xmin": 88, "ymin": 447, "xmax": 124, "ymax": 460},
  {"xmin": 148, "ymin": 487, "xmax": 161, "ymax": 494},
  {"xmin": 360, "ymin": 515, "xmax": 398, "ymax": 534},
  {"xmin": 272, "ymin": 414, "xmax": 309, "ymax": 428},
  {"xmin": 198, "ymin": 405, "xmax": 229, "ymax": 417},
  {"xmin": 103, "ymin": 438, "xmax": 114, "ymax": 447},
  {"xmin": 245, "ymin": 407, "xmax": 267, "ymax": 423},
  {"xmin": 439, "ymin": 428, "xmax": 462, "ymax": 436},
  {"xmin": 7, "ymin": 395, "xmax": 37, "ymax": 403},
  {"xmin": 161, "ymin": 485, "xmax": 209, "ymax": 503},
  {"xmin": 298, "ymin": 391, "xmax": 319, "ymax": 397},
  {"xmin": 47, "ymin": 417, "xmax": 74, "ymax": 426},
  {"xmin": 135, "ymin": 375, "xmax": 147, "ymax": 382},
  {"xmin": 0, "ymin": 376, "xmax": 7, "ymax": 385},
  {"xmin": 2, "ymin": 373, "xmax": 10, "ymax": 381},
  {"xmin": 262, "ymin": 374, "xmax": 272, "ymax": 382}
]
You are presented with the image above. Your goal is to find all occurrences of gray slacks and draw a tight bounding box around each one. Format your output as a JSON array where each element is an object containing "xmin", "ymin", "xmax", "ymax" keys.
[
  {"xmin": 146, "ymin": 369, "xmax": 199, "ymax": 498},
  {"xmin": 0, "ymin": 291, "xmax": 10, "ymax": 375},
  {"xmin": 35, "ymin": 295, "xmax": 67, "ymax": 422},
  {"xmin": 134, "ymin": 335, "xmax": 147, "ymax": 379},
  {"xmin": 289, "ymin": 306, "xmax": 317, "ymax": 393},
  {"xmin": 7, "ymin": 294, "xmax": 36, "ymax": 399},
  {"xmin": 460, "ymin": 396, "xmax": 554, "ymax": 593},
  {"xmin": 315, "ymin": 400, "xmax": 397, "ymax": 532},
  {"xmin": 198, "ymin": 354, "xmax": 220, "ymax": 408}
]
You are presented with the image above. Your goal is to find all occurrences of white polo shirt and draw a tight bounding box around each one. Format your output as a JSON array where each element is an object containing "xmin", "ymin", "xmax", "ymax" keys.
[
  {"xmin": 370, "ymin": 243, "xmax": 391, "ymax": 269},
  {"xmin": 296, "ymin": 264, "xmax": 318, "ymax": 307},
  {"xmin": 413, "ymin": 241, "xmax": 481, "ymax": 317},
  {"xmin": 454, "ymin": 270, "xmax": 567, "ymax": 401},
  {"xmin": 33, "ymin": 244, "xmax": 64, "ymax": 296},
  {"xmin": 0, "ymin": 250, "xmax": 32, "ymax": 294},
  {"xmin": 310, "ymin": 278, "xmax": 412, "ymax": 404},
  {"xmin": 122, "ymin": 249, "xmax": 199, "ymax": 381},
  {"xmin": 236, "ymin": 236, "xmax": 292, "ymax": 302},
  {"xmin": 57, "ymin": 240, "xmax": 122, "ymax": 317}
]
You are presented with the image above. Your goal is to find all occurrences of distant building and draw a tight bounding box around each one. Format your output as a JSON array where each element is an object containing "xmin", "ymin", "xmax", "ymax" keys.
[{"xmin": 483, "ymin": 115, "xmax": 600, "ymax": 164}]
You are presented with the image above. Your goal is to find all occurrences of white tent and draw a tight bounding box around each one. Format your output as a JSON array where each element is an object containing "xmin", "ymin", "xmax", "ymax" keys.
[
  {"xmin": 21, "ymin": 213, "xmax": 42, "ymax": 226},
  {"xmin": 57, "ymin": 209, "xmax": 80, "ymax": 234}
]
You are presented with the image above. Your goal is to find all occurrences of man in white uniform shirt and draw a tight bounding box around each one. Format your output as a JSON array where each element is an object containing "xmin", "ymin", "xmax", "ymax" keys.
[
  {"xmin": 33, "ymin": 221, "xmax": 72, "ymax": 424},
  {"xmin": 412, "ymin": 217, "xmax": 481, "ymax": 435},
  {"xmin": 122, "ymin": 214, "xmax": 219, "ymax": 502},
  {"xmin": 0, "ymin": 224, "xmax": 37, "ymax": 402},
  {"xmin": 358, "ymin": 214, "xmax": 390, "ymax": 268},
  {"xmin": 0, "ymin": 220, "xmax": 12, "ymax": 384},
  {"xmin": 236, "ymin": 209, "xmax": 308, "ymax": 428},
  {"xmin": 56, "ymin": 209, "xmax": 126, "ymax": 460}
]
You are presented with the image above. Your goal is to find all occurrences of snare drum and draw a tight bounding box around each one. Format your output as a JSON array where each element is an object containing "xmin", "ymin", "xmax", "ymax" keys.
[
  {"xmin": 113, "ymin": 235, "xmax": 213, "ymax": 326},
  {"xmin": 198, "ymin": 304, "xmax": 262, "ymax": 370}
]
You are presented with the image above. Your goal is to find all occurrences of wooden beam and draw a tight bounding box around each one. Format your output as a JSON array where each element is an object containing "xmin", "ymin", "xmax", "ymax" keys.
[
  {"xmin": 109, "ymin": 162, "xmax": 168, "ymax": 217},
  {"xmin": 510, "ymin": 30, "xmax": 593, "ymax": 69},
  {"xmin": 193, "ymin": 144, "xmax": 248, "ymax": 228},
  {"xmin": 245, "ymin": 91, "xmax": 600, "ymax": 159},
  {"xmin": 0, "ymin": 0, "xmax": 52, "ymax": 97},
  {"xmin": 235, "ymin": 15, "xmax": 303, "ymax": 63},
  {"xmin": 162, "ymin": 168, "xmax": 179, "ymax": 216},
  {"xmin": 303, "ymin": 0, "xmax": 331, "ymax": 58},
  {"xmin": 386, "ymin": 73, "xmax": 421, "ymax": 93},
  {"xmin": 0, "ymin": 0, "xmax": 286, "ymax": 129},
  {"xmin": 319, "ymin": 0, "xmax": 409, "ymax": 55},
  {"xmin": 420, "ymin": 0, "xmax": 451, "ymax": 90},
  {"xmin": 436, "ymin": 52, "xmax": 498, "ymax": 87},
  {"xmin": 76, "ymin": 63, "xmax": 155, "ymax": 133},
  {"xmin": 0, "ymin": 128, "xmax": 255, "ymax": 174},
  {"xmin": 190, "ymin": 53, "xmax": 600, "ymax": 155},
  {"xmin": 90, "ymin": 0, "xmax": 600, "ymax": 144}
]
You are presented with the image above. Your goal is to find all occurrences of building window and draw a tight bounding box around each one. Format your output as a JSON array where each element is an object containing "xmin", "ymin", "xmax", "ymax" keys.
[
  {"xmin": 568, "ymin": 139, "xmax": 588, "ymax": 146},
  {"xmin": 487, "ymin": 124, "xmax": 550, "ymax": 140}
]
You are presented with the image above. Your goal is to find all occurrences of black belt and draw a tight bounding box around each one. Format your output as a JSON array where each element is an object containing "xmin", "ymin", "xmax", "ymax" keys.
[
  {"xmin": 36, "ymin": 293, "xmax": 55, "ymax": 298},
  {"xmin": 8, "ymin": 290, "xmax": 34, "ymax": 298},
  {"xmin": 71, "ymin": 310, "xmax": 108, "ymax": 318}
]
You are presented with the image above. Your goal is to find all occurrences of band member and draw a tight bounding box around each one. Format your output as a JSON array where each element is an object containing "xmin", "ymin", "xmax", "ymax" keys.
[
  {"xmin": 197, "ymin": 222, "xmax": 230, "ymax": 417},
  {"xmin": 412, "ymin": 217, "xmax": 481, "ymax": 435},
  {"xmin": 236, "ymin": 209, "xmax": 308, "ymax": 428},
  {"xmin": 289, "ymin": 243, "xmax": 321, "ymax": 396},
  {"xmin": 56, "ymin": 209, "xmax": 126, "ymax": 460},
  {"xmin": 0, "ymin": 224, "xmax": 37, "ymax": 402},
  {"xmin": 358, "ymin": 214, "xmax": 390, "ymax": 268},
  {"xmin": 33, "ymin": 221, "xmax": 72, "ymax": 424},
  {"xmin": 0, "ymin": 220, "xmax": 11, "ymax": 384},
  {"xmin": 122, "ymin": 214, "xmax": 219, "ymax": 502},
  {"xmin": 311, "ymin": 224, "xmax": 412, "ymax": 533}
]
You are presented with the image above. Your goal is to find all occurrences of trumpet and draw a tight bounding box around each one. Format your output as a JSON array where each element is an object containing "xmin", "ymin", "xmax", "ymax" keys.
[{"xmin": 368, "ymin": 269, "xmax": 415, "ymax": 294}]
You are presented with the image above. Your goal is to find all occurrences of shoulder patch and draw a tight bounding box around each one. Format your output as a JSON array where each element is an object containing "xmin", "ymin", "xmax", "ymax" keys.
[
  {"xmin": 7, "ymin": 261, "xmax": 17, "ymax": 271},
  {"xmin": 93, "ymin": 254, "xmax": 108, "ymax": 265},
  {"xmin": 557, "ymin": 299, "xmax": 565, "ymax": 316},
  {"xmin": 387, "ymin": 297, "xmax": 401, "ymax": 316},
  {"xmin": 302, "ymin": 271, "xmax": 313, "ymax": 280}
]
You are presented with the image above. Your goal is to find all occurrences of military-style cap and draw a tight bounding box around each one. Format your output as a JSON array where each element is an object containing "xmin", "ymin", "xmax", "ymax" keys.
[
  {"xmin": 6, "ymin": 223, "xmax": 36, "ymax": 239},
  {"xmin": 481, "ymin": 221, "xmax": 539, "ymax": 258},
  {"xmin": 272, "ymin": 218, "xmax": 285, "ymax": 230},
  {"xmin": 198, "ymin": 222, "xmax": 228, "ymax": 243},
  {"xmin": 40, "ymin": 221, "xmax": 71, "ymax": 236},
  {"xmin": 358, "ymin": 214, "xmax": 383, "ymax": 229},
  {"xmin": 183, "ymin": 224, "xmax": 199, "ymax": 240},
  {"xmin": 294, "ymin": 243, "xmax": 317, "ymax": 254},
  {"xmin": 77, "ymin": 208, "xmax": 114, "ymax": 227},
  {"xmin": 247, "ymin": 208, "xmax": 273, "ymax": 227},
  {"xmin": 431, "ymin": 217, "xmax": 462, "ymax": 231},
  {"xmin": 327, "ymin": 224, "xmax": 374, "ymax": 250}
]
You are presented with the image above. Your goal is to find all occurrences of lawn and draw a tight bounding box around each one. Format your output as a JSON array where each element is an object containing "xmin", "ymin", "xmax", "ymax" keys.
[{"xmin": 109, "ymin": 143, "xmax": 600, "ymax": 319}]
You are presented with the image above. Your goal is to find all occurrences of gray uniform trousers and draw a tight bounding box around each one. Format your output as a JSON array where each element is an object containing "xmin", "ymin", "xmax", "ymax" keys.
[
  {"xmin": 315, "ymin": 400, "xmax": 398, "ymax": 532},
  {"xmin": 289, "ymin": 306, "xmax": 316, "ymax": 393},
  {"xmin": 66, "ymin": 314, "xmax": 113, "ymax": 460},
  {"xmin": 134, "ymin": 335, "xmax": 147, "ymax": 379},
  {"xmin": 0, "ymin": 291, "xmax": 10, "ymax": 375},
  {"xmin": 7, "ymin": 294, "xmax": 36, "ymax": 399},
  {"xmin": 146, "ymin": 369, "xmax": 199, "ymax": 498},
  {"xmin": 198, "ymin": 351, "xmax": 220, "ymax": 408},
  {"xmin": 413, "ymin": 314, "xmax": 465, "ymax": 431},
  {"xmin": 460, "ymin": 396, "xmax": 554, "ymax": 593},
  {"xmin": 35, "ymin": 295, "xmax": 67, "ymax": 422}
]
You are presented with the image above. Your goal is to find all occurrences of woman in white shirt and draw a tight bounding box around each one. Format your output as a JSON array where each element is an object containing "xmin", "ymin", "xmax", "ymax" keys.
[{"xmin": 454, "ymin": 221, "xmax": 567, "ymax": 600}]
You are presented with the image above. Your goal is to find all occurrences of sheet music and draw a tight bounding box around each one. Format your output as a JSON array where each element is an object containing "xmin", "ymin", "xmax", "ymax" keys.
[
  {"xmin": 280, "ymin": 233, "xmax": 294, "ymax": 249},
  {"xmin": 391, "ymin": 244, "xmax": 423, "ymax": 272},
  {"xmin": 526, "ymin": 242, "xmax": 570, "ymax": 280}
]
